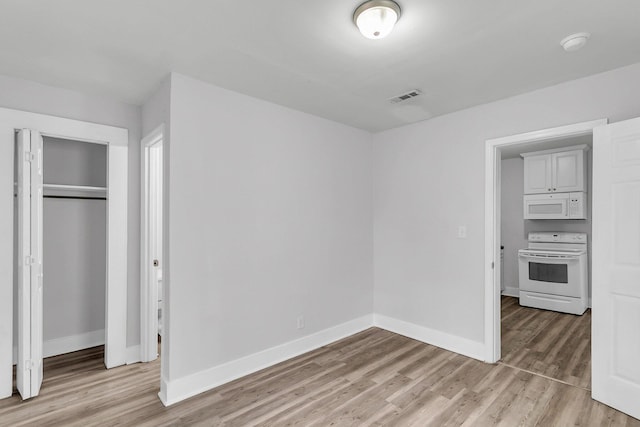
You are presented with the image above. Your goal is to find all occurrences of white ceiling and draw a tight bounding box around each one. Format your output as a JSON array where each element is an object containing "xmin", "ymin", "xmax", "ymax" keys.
[{"xmin": 1, "ymin": 1, "xmax": 639, "ymax": 132}]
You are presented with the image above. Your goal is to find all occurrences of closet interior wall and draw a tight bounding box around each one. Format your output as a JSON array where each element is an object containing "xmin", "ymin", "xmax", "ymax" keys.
[{"xmin": 12, "ymin": 137, "xmax": 107, "ymax": 360}]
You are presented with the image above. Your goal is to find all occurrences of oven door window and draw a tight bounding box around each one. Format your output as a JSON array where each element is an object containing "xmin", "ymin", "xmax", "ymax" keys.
[{"xmin": 529, "ymin": 262, "xmax": 568, "ymax": 283}]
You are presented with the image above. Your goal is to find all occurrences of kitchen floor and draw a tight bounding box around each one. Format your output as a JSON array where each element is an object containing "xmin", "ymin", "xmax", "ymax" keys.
[{"xmin": 500, "ymin": 295, "xmax": 591, "ymax": 390}]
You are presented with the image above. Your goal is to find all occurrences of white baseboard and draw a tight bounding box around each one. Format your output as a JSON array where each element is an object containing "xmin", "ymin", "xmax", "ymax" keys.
[
  {"xmin": 5, "ymin": 313, "xmax": 494, "ymax": 407},
  {"xmin": 161, "ymin": 313, "xmax": 488, "ymax": 406},
  {"xmin": 11, "ymin": 334, "xmax": 140, "ymax": 371},
  {"xmin": 13, "ymin": 330, "xmax": 105, "ymax": 364},
  {"xmin": 159, "ymin": 377, "xmax": 170, "ymax": 406},
  {"xmin": 373, "ymin": 314, "xmax": 485, "ymax": 362},
  {"xmin": 126, "ymin": 345, "xmax": 141, "ymax": 365},
  {"xmin": 160, "ymin": 314, "xmax": 373, "ymax": 406},
  {"xmin": 44, "ymin": 329, "xmax": 105, "ymax": 358},
  {"xmin": 501, "ymin": 286, "xmax": 519, "ymax": 298}
]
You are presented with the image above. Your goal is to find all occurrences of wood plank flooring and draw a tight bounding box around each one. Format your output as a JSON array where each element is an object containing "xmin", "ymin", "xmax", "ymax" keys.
[
  {"xmin": 500, "ymin": 295, "xmax": 591, "ymax": 389},
  {"xmin": 1, "ymin": 323, "xmax": 637, "ymax": 426}
]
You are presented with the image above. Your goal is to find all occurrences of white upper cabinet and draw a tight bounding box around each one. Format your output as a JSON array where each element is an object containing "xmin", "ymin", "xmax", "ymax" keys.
[
  {"xmin": 553, "ymin": 149, "xmax": 585, "ymax": 192},
  {"xmin": 522, "ymin": 145, "xmax": 588, "ymax": 194},
  {"xmin": 523, "ymin": 154, "xmax": 552, "ymax": 194}
]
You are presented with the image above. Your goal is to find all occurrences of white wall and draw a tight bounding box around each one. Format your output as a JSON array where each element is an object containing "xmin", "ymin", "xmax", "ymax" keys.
[
  {"xmin": 0, "ymin": 74, "xmax": 142, "ymax": 349},
  {"xmin": 42, "ymin": 199, "xmax": 106, "ymax": 339},
  {"xmin": 163, "ymin": 73, "xmax": 373, "ymax": 398},
  {"xmin": 142, "ymin": 77, "xmax": 170, "ymax": 137},
  {"xmin": 373, "ymin": 63, "xmax": 640, "ymax": 346}
]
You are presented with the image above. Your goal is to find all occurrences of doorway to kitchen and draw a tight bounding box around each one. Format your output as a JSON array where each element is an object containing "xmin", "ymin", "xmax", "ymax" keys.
[
  {"xmin": 486, "ymin": 116, "xmax": 640, "ymax": 420},
  {"xmin": 483, "ymin": 119, "xmax": 605, "ymax": 378},
  {"xmin": 499, "ymin": 138, "xmax": 593, "ymax": 389}
]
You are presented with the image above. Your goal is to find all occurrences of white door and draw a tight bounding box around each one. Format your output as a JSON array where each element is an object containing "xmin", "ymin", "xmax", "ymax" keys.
[
  {"xmin": 592, "ymin": 117, "xmax": 640, "ymax": 419},
  {"xmin": 16, "ymin": 129, "xmax": 44, "ymax": 400},
  {"xmin": 141, "ymin": 132, "xmax": 163, "ymax": 362}
]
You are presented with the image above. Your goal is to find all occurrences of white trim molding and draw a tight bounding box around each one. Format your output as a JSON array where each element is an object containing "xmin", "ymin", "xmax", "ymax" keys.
[
  {"xmin": 484, "ymin": 118, "xmax": 607, "ymax": 364},
  {"xmin": 373, "ymin": 314, "xmax": 485, "ymax": 361},
  {"xmin": 12, "ymin": 330, "xmax": 106, "ymax": 364},
  {"xmin": 159, "ymin": 315, "xmax": 373, "ymax": 406},
  {"xmin": 43, "ymin": 330, "xmax": 105, "ymax": 359}
]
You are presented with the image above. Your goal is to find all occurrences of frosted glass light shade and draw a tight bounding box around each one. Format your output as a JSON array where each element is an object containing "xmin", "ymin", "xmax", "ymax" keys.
[
  {"xmin": 354, "ymin": 0, "xmax": 401, "ymax": 40},
  {"xmin": 560, "ymin": 32, "xmax": 590, "ymax": 52}
]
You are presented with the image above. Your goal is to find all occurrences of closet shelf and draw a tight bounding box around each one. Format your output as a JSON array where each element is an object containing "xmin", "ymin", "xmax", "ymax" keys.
[{"xmin": 43, "ymin": 184, "xmax": 107, "ymax": 200}]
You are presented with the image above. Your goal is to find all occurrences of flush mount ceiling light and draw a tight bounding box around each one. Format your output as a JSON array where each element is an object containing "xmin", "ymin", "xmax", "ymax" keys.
[
  {"xmin": 353, "ymin": 0, "xmax": 401, "ymax": 40},
  {"xmin": 560, "ymin": 32, "xmax": 590, "ymax": 52}
]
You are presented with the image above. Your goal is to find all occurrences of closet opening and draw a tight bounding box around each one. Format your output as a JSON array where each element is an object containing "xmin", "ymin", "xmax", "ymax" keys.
[
  {"xmin": 12, "ymin": 135, "xmax": 108, "ymax": 398},
  {"xmin": 41, "ymin": 136, "xmax": 108, "ymax": 358}
]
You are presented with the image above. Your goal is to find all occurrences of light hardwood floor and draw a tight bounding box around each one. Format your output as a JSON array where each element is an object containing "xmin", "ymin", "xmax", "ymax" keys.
[
  {"xmin": 500, "ymin": 295, "xmax": 591, "ymax": 389},
  {"xmin": 0, "ymin": 321, "xmax": 637, "ymax": 426}
]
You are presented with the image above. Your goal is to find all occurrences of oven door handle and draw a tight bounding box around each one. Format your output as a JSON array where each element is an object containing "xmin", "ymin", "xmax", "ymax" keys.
[{"xmin": 518, "ymin": 252, "xmax": 580, "ymax": 260}]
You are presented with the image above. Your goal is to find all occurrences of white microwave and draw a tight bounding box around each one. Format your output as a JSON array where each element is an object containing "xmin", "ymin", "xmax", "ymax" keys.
[{"xmin": 523, "ymin": 192, "xmax": 586, "ymax": 219}]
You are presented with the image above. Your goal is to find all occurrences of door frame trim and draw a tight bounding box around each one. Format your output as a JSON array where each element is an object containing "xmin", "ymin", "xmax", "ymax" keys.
[
  {"xmin": 0, "ymin": 107, "xmax": 129, "ymax": 399},
  {"xmin": 140, "ymin": 124, "xmax": 164, "ymax": 363},
  {"xmin": 483, "ymin": 118, "xmax": 607, "ymax": 363}
]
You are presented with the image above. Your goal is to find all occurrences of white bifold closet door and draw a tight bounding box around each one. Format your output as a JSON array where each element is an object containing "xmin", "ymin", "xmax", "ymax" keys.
[{"xmin": 16, "ymin": 129, "xmax": 44, "ymax": 400}]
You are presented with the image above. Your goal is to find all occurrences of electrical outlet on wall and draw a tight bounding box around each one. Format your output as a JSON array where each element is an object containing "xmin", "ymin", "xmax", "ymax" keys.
[
  {"xmin": 297, "ymin": 315, "xmax": 305, "ymax": 329},
  {"xmin": 458, "ymin": 225, "xmax": 467, "ymax": 239}
]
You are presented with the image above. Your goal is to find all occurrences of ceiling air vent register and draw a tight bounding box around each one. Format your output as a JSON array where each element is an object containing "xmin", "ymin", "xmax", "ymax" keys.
[{"xmin": 388, "ymin": 89, "xmax": 422, "ymax": 104}]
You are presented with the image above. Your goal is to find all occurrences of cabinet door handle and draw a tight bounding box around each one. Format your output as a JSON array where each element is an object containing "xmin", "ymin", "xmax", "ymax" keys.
[{"xmin": 553, "ymin": 188, "xmax": 556, "ymax": 191}]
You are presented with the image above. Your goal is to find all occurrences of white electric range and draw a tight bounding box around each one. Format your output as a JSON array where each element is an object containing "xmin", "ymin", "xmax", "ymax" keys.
[{"xmin": 518, "ymin": 232, "xmax": 588, "ymax": 315}]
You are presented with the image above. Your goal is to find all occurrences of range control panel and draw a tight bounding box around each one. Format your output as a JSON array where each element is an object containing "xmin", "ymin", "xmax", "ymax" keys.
[{"xmin": 528, "ymin": 232, "xmax": 587, "ymax": 243}]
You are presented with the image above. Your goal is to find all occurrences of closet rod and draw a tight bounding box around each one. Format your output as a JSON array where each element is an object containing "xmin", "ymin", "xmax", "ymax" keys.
[{"xmin": 44, "ymin": 195, "xmax": 107, "ymax": 201}]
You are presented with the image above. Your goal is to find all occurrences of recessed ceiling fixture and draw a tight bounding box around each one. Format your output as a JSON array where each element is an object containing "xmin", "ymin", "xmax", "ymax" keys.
[
  {"xmin": 353, "ymin": 0, "xmax": 401, "ymax": 40},
  {"xmin": 560, "ymin": 32, "xmax": 590, "ymax": 52}
]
